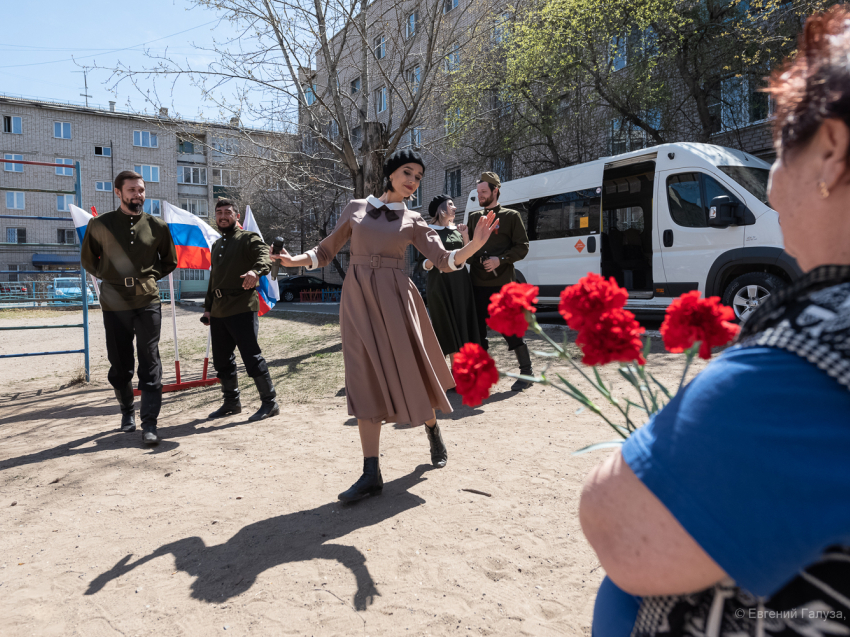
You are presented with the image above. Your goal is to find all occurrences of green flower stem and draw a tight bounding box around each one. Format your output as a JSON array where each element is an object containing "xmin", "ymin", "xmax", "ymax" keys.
[{"xmin": 678, "ymin": 343, "xmax": 700, "ymax": 392}]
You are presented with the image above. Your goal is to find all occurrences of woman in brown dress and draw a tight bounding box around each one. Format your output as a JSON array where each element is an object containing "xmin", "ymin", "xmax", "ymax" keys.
[{"xmin": 270, "ymin": 150, "xmax": 497, "ymax": 502}]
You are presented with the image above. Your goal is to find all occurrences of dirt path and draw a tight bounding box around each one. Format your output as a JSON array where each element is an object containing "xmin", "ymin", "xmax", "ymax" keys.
[{"xmin": 0, "ymin": 304, "xmax": 707, "ymax": 636}]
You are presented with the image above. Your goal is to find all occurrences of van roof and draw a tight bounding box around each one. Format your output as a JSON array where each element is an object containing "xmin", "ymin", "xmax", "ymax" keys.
[{"xmin": 466, "ymin": 142, "xmax": 771, "ymax": 212}]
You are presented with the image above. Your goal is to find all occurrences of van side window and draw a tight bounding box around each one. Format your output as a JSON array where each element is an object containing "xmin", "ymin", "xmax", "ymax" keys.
[
  {"xmin": 667, "ymin": 172, "xmax": 743, "ymax": 228},
  {"xmin": 667, "ymin": 173, "xmax": 705, "ymax": 227},
  {"xmin": 527, "ymin": 189, "xmax": 601, "ymax": 241}
]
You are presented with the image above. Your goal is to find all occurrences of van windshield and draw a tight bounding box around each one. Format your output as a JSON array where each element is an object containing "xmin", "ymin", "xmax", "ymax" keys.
[{"xmin": 717, "ymin": 166, "xmax": 770, "ymax": 206}]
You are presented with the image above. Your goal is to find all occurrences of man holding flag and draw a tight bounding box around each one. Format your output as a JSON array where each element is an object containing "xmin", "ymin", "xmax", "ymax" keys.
[
  {"xmin": 80, "ymin": 170, "xmax": 177, "ymax": 445},
  {"xmin": 203, "ymin": 198, "xmax": 279, "ymax": 421}
]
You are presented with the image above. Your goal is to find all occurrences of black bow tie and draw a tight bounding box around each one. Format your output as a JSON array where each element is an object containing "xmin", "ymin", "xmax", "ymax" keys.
[{"xmin": 366, "ymin": 203, "xmax": 399, "ymax": 222}]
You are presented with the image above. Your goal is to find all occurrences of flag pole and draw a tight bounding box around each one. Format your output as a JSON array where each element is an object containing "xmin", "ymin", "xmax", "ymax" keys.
[{"xmin": 168, "ymin": 272, "xmax": 181, "ymax": 384}]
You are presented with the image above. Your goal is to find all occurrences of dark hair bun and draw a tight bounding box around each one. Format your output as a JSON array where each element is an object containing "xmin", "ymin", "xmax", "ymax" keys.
[
  {"xmin": 383, "ymin": 149, "xmax": 425, "ymax": 178},
  {"xmin": 428, "ymin": 194, "xmax": 451, "ymax": 218}
]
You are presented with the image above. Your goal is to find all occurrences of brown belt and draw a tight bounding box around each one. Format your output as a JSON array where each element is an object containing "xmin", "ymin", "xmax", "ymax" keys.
[{"xmin": 350, "ymin": 255, "xmax": 404, "ymax": 269}]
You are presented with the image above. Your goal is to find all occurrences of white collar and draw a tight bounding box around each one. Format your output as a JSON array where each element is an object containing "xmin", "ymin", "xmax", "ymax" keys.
[
  {"xmin": 428, "ymin": 223, "xmax": 457, "ymax": 231},
  {"xmin": 367, "ymin": 195, "xmax": 405, "ymax": 211}
]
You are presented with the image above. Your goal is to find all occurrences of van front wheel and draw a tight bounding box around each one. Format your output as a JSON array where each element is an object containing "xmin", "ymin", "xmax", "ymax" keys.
[{"xmin": 721, "ymin": 272, "xmax": 784, "ymax": 322}]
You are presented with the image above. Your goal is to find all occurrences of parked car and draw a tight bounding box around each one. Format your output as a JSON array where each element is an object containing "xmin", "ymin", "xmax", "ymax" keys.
[
  {"xmin": 277, "ymin": 275, "xmax": 342, "ymax": 302},
  {"xmin": 49, "ymin": 277, "xmax": 98, "ymax": 306},
  {"xmin": 0, "ymin": 282, "xmax": 28, "ymax": 297},
  {"xmin": 464, "ymin": 142, "xmax": 800, "ymax": 321}
]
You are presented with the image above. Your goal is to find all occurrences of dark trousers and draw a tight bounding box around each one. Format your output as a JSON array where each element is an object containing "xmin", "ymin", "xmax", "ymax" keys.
[
  {"xmin": 102, "ymin": 304, "xmax": 163, "ymax": 392},
  {"xmin": 210, "ymin": 311, "xmax": 269, "ymax": 380},
  {"xmin": 473, "ymin": 285, "xmax": 526, "ymax": 352}
]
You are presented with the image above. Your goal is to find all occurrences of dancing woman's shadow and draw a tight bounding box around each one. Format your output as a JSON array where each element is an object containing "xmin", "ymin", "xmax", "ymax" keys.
[{"xmin": 86, "ymin": 465, "xmax": 432, "ymax": 610}]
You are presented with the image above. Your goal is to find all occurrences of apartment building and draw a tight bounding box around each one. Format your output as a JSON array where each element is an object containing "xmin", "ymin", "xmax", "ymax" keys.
[{"xmin": 0, "ymin": 94, "xmax": 247, "ymax": 285}]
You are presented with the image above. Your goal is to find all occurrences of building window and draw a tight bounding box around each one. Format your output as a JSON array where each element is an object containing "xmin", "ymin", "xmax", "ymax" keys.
[
  {"xmin": 492, "ymin": 156, "xmax": 511, "ymax": 183},
  {"xmin": 719, "ymin": 74, "xmax": 771, "ymax": 131},
  {"xmin": 133, "ymin": 130, "xmax": 158, "ymax": 148},
  {"xmin": 406, "ymin": 127, "xmax": 422, "ymax": 148},
  {"xmin": 406, "ymin": 12, "xmax": 417, "ymax": 39},
  {"xmin": 144, "ymin": 199, "xmax": 162, "ymax": 216},
  {"xmin": 493, "ymin": 11, "xmax": 511, "ymax": 44},
  {"xmin": 178, "ymin": 166, "xmax": 207, "ymax": 185},
  {"xmin": 57, "ymin": 194, "xmax": 75, "ymax": 212},
  {"xmin": 6, "ymin": 228, "xmax": 26, "ymax": 243},
  {"xmin": 351, "ymin": 126, "xmax": 362, "ymax": 148},
  {"xmin": 3, "ymin": 116, "xmax": 22, "ymax": 134},
  {"xmin": 54, "ymin": 122, "xmax": 72, "ymax": 139},
  {"xmin": 5, "ymin": 192, "xmax": 25, "ymax": 210},
  {"xmin": 212, "ymin": 168, "xmax": 236, "ymax": 187},
  {"xmin": 55, "ymin": 158, "xmax": 74, "ymax": 176},
  {"xmin": 445, "ymin": 42, "xmax": 460, "ymax": 71},
  {"xmin": 7, "ymin": 264, "xmax": 21, "ymax": 282},
  {"xmin": 306, "ymin": 84, "xmax": 317, "ymax": 106},
  {"xmin": 445, "ymin": 106, "xmax": 461, "ymax": 134},
  {"xmin": 96, "ymin": 181, "xmax": 112, "ymax": 191},
  {"xmin": 212, "ymin": 137, "xmax": 236, "ymax": 154},
  {"xmin": 134, "ymin": 164, "xmax": 160, "ymax": 182},
  {"xmin": 375, "ymin": 87, "xmax": 388, "ymax": 114},
  {"xmin": 57, "ymin": 229, "xmax": 76, "ymax": 244},
  {"xmin": 4, "ymin": 154, "xmax": 23, "ymax": 173},
  {"xmin": 350, "ymin": 77, "xmax": 361, "ymax": 94},
  {"xmin": 374, "ymin": 34, "xmax": 386, "ymax": 59},
  {"xmin": 177, "ymin": 138, "xmax": 195, "ymax": 154},
  {"xmin": 610, "ymin": 110, "xmax": 659, "ymax": 154},
  {"xmin": 179, "ymin": 197, "xmax": 209, "ymax": 217},
  {"xmin": 443, "ymin": 0, "xmax": 458, "ymax": 12},
  {"xmin": 406, "ymin": 66, "xmax": 421, "ymax": 94},
  {"xmin": 445, "ymin": 167, "xmax": 462, "ymax": 198},
  {"xmin": 94, "ymin": 145, "xmax": 111, "ymax": 157},
  {"xmin": 179, "ymin": 269, "xmax": 206, "ymax": 281},
  {"xmin": 409, "ymin": 185, "xmax": 421, "ymax": 209}
]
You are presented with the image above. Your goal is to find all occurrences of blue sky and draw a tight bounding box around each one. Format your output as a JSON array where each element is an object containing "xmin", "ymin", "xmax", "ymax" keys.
[{"xmin": 1, "ymin": 1, "xmax": 246, "ymax": 122}]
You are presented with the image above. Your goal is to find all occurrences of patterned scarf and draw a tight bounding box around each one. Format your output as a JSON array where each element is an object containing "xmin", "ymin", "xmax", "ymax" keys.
[{"xmin": 632, "ymin": 265, "xmax": 850, "ymax": 637}]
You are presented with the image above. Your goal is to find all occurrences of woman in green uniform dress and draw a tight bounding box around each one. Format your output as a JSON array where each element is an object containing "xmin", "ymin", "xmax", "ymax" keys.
[{"xmin": 421, "ymin": 195, "xmax": 482, "ymax": 360}]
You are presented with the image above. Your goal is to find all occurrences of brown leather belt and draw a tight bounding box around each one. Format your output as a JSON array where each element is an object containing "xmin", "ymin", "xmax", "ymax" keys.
[{"xmin": 350, "ymin": 255, "xmax": 404, "ymax": 269}]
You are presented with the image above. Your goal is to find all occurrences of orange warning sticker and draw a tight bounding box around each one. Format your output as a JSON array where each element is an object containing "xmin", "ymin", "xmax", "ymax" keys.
[{"xmin": 575, "ymin": 239, "xmax": 585, "ymax": 253}]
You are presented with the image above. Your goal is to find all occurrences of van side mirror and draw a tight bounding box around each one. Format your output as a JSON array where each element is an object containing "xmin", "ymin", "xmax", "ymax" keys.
[{"xmin": 709, "ymin": 195, "xmax": 745, "ymax": 227}]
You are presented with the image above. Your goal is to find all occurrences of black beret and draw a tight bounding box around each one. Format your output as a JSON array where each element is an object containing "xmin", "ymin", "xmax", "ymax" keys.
[
  {"xmin": 383, "ymin": 149, "xmax": 425, "ymax": 178},
  {"xmin": 428, "ymin": 194, "xmax": 451, "ymax": 218}
]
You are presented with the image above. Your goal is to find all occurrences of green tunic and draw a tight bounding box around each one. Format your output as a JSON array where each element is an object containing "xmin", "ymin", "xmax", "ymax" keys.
[
  {"xmin": 467, "ymin": 205, "xmax": 530, "ymax": 287},
  {"xmin": 424, "ymin": 226, "xmax": 481, "ymax": 355},
  {"xmin": 80, "ymin": 209, "xmax": 178, "ymax": 312},
  {"xmin": 204, "ymin": 228, "xmax": 272, "ymax": 318}
]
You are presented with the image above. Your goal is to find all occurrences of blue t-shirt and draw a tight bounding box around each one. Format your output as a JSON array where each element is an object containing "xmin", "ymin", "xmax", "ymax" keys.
[{"xmin": 594, "ymin": 346, "xmax": 850, "ymax": 634}]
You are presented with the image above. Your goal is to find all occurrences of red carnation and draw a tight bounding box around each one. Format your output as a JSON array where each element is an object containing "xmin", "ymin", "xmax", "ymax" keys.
[
  {"xmin": 452, "ymin": 343, "xmax": 500, "ymax": 407},
  {"xmin": 559, "ymin": 273, "xmax": 629, "ymax": 331},
  {"xmin": 660, "ymin": 291, "xmax": 740, "ymax": 360},
  {"xmin": 486, "ymin": 282, "xmax": 539, "ymax": 338},
  {"xmin": 575, "ymin": 308, "xmax": 646, "ymax": 367}
]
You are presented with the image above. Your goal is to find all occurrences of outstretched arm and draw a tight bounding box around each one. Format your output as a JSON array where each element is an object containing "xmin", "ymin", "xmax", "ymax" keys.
[{"xmin": 270, "ymin": 204, "xmax": 353, "ymax": 269}]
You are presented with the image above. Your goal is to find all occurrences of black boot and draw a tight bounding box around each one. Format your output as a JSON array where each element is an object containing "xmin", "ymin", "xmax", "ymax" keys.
[
  {"xmin": 426, "ymin": 423, "xmax": 448, "ymax": 468},
  {"xmin": 208, "ymin": 376, "xmax": 241, "ymax": 419},
  {"xmin": 113, "ymin": 382, "xmax": 136, "ymax": 432},
  {"xmin": 248, "ymin": 371, "xmax": 280, "ymax": 422},
  {"xmin": 338, "ymin": 457, "xmax": 383, "ymax": 503},
  {"xmin": 140, "ymin": 390, "xmax": 162, "ymax": 445},
  {"xmin": 511, "ymin": 344, "xmax": 535, "ymax": 392}
]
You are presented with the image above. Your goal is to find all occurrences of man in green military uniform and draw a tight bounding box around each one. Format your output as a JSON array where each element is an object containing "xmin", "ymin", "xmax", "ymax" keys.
[
  {"xmin": 202, "ymin": 199, "xmax": 279, "ymax": 421},
  {"xmin": 80, "ymin": 170, "xmax": 178, "ymax": 444},
  {"xmin": 468, "ymin": 171, "xmax": 534, "ymax": 391}
]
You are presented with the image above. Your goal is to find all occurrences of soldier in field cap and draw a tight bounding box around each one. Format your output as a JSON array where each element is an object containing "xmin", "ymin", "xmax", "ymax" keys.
[{"xmin": 467, "ymin": 171, "xmax": 534, "ymax": 391}]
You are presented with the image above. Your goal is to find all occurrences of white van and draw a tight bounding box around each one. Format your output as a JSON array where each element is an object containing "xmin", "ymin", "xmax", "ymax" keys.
[{"xmin": 463, "ymin": 143, "xmax": 801, "ymax": 319}]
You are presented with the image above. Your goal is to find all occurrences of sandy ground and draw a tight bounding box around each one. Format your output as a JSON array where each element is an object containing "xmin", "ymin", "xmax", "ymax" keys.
[{"xmin": 0, "ymin": 303, "xmax": 707, "ymax": 636}]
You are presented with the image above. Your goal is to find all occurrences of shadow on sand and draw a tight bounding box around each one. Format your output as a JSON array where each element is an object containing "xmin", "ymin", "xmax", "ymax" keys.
[{"xmin": 85, "ymin": 465, "xmax": 433, "ymax": 610}]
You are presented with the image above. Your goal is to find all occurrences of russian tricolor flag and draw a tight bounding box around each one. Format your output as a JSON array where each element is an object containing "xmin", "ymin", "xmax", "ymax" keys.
[
  {"xmin": 69, "ymin": 204, "xmax": 93, "ymax": 244},
  {"xmin": 163, "ymin": 201, "xmax": 220, "ymax": 269},
  {"xmin": 243, "ymin": 205, "xmax": 279, "ymax": 316}
]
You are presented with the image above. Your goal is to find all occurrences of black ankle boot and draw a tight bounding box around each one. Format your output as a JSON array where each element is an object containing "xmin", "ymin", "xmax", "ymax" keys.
[
  {"xmin": 248, "ymin": 371, "xmax": 280, "ymax": 422},
  {"xmin": 208, "ymin": 376, "xmax": 241, "ymax": 419},
  {"xmin": 140, "ymin": 390, "xmax": 162, "ymax": 445},
  {"xmin": 511, "ymin": 344, "xmax": 535, "ymax": 391},
  {"xmin": 426, "ymin": 423, "xmax": 448, "ymax": 468},
  {"xmin": 114, "ymin": 382, "xmax": 136, "ymax": 432},
  {"xmin": 338, "ymin": 457, "xmax": 383, "ymax": 503}
]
